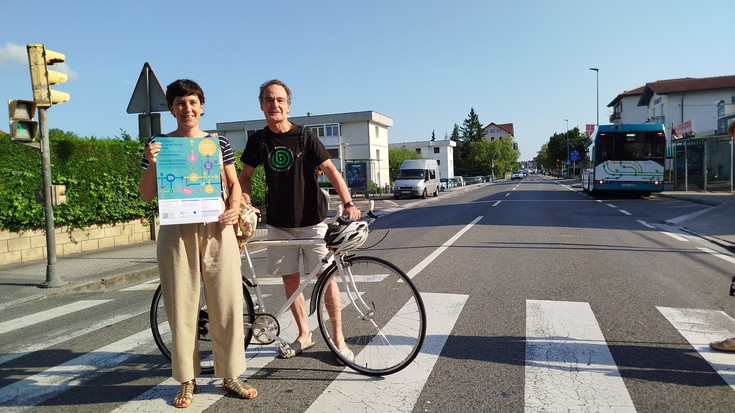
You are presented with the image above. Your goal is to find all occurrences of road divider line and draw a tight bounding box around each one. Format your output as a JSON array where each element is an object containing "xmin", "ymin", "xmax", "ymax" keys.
[{"xmin": 406, "ymin": 216, "xmax": 483, "ymax": 279}]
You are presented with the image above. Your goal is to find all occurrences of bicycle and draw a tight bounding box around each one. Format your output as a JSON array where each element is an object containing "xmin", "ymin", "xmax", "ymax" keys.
[{"xmin": 150, "ymin": 205, "xmax": 427, "ymax": 376}]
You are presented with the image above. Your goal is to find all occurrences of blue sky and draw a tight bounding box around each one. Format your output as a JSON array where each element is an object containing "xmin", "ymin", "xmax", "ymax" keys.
[{"xmin": 2, "ymin": 0, "xmax": 733, "ymax": 160}]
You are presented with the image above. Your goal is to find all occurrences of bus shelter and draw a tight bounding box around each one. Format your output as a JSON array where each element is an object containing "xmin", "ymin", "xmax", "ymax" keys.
[{"xmin": 670, "ymin": 135, "xmax": 734, "ymax": 192}]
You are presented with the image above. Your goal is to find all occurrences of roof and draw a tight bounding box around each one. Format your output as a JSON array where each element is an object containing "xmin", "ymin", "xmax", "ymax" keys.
[
  {"xmin": 639, "ymin": 75, "xmax": 735, "ymax": 106},
  {"xmin": 483, "ymin": 122, "xmax": 514, "ymax": 136},
  {"xmin": 607, "ymin": 86, "xmax": 644, "ymax": 107}
]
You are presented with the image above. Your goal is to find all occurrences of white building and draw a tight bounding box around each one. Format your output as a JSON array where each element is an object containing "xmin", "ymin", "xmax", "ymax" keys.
[
  {"xmin": 608, "ymin": 75, "xmax": 735, "ymax": 140},
  {"xmin": 482, "ymin": 122, "xmax": 514, "ymax": 141},
  {"xmin": 216, "ymin": 111, "xmax": 393, "ymax": 188},
  {"xmin": 388, "ymin": 139, "xmax": 457, "ymax": 179}
]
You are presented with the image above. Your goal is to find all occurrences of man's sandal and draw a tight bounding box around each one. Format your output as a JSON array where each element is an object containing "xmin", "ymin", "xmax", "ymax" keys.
[
  {"xmin": 223, "ymin": 378, "xmax": 258, "ymax": 399},
  {"xmin": 278, "ymin": 331, "xmax": 315, "ymax": 359},
  {"xmin": 173, "ymin": 379, "xmax": 196, "ymax": 408}
]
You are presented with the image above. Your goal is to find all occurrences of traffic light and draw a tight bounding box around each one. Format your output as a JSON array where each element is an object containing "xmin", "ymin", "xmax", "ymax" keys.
[
  {"xmin": 51, "ymin": 184, "xmax": 67, "ymax": 205},
  {"xmin": 7, "ymin": 99, "xmax": 38, "ymax": 142},
  {"xmin": 27, "ymin": 44, "xmax": 69, "ymax": 107}
]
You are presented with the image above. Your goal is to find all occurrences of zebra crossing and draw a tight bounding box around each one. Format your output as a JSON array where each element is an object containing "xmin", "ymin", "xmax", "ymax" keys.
[{"xmin": 1, "ymin": 288, "xmax": 733, "ymax": 412}]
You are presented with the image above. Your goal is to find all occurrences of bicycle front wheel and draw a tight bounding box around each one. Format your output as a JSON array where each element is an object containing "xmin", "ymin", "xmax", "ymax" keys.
[
  {"xmin": 316, "ymin": 256, "xmax": 426, "ymax": 376},
  {"xmin": 150, "ymin": 280, "xmax": 255, "ymax": 375}
]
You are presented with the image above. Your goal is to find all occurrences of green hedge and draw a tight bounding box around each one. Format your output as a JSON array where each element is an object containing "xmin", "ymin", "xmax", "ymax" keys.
[{"xmin": 0, "ymin": 131, "xmax": 265, "ymax": 232}]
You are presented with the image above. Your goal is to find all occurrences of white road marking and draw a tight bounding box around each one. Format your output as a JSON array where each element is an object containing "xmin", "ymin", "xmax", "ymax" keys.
[
  {"xmin": 619, "ymin": 209, "xmax": 632, "ymax": 216},
  {"xmin": 637, "ymin": 220, "xmax": 656, "ymax": 229},
  {"xmin": 0, "ymin": 324, "xmax": 163, "ymax": 409},
  {"xmin": 663, "ymin": 232, "xmax": 689, "ymax": 242},
  {"xmin": 406, "ymin": 216, "xmax": 483, "ymax": 279},
  {"xmin": 525, "ymin": 300, "xmax": 636, "ymax": 412},
  {"xmin": 0, "ymin": 308, "xmax": 148, "ymax": 366},
  {"xmin": 697, "ymin": 247, "xmax": 735, "ymax": 265},
  {"xmin": 306, "ymin": 293, "xmax": 467, "ymax": 413},
  {"xmin": 0, "ymin": 300, "xmax": 112, "ymax": 334},
  {"xmin": 657, "ymin": 306, "xmax": 735, "ymax": 390}
]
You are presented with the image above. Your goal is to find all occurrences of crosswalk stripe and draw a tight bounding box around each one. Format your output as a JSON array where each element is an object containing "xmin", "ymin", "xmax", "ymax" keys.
[
  {"xmin": 0, "ymin": 299, "xmax": 112, "ymax": 334},
  {"xmin": 525, "ymin": 300, "xmax": 636, "ymax": 412},
  {"xmin": 305, "ymin": 292, "xmax": 468, "ymax": 412},
  {"xmin": 110, "ymin": 298, "xmax": 313, "ymax": 412},
  {"xmin": 657, "ymin": 306, "xmax": 735, "ymax": 390},
  {"xmin": 0, "ymin": 308, "xmax": 147, "ymax": 366},
  {"xmin": 0, "ymin": 325, "xmax": 157, "ymax": 409}
]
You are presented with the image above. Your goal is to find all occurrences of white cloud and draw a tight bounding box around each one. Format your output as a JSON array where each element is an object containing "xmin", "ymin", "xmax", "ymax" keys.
[
  {"xmin": 0, "ymin": 43, "xmax": 28, "ymax": 68},
  {"xmin": 0, "ymin": 42, "xmax": 78, "ymax": 80}
]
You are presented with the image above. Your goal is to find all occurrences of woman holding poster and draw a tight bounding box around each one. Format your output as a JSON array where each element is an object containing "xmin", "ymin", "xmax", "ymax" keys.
[{"xmin": 138, "ymin": 79, "xmax": 257, "ymax": 408}]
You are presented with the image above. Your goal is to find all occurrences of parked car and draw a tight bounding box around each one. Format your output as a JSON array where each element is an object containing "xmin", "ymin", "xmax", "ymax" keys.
[
  {"xmin": 511, "ymin": 170, "xmax": 524, "ymax": 180},
  {"xmin": 449, "ymin": 176, "xmax": 465, "ymax": 187},
  {"xmin": 440, "ymin": 178, "xmax": 454, "ymax": 191}
]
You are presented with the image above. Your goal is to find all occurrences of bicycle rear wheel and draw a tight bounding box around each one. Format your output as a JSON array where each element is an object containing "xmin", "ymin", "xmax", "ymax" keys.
[
  {"xmin": 316, "ymin": 256, "xmax": 426, "ymax": 376},
  {"xmin": 150, "ymin": 280, "xmax": 255, "ymax": 375}
]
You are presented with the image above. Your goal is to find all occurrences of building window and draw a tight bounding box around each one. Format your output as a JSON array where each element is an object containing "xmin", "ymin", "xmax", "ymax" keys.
[
  {"xmin": 325, "ymin": 124, "xmax": 339, "ymax": 136},
  {"xmin": 433, "ymin": 147, "xmax": 440, "ymax": 154},
  {"xmin": 376, "ymin": 149, "xmax": 380, "ymax": 159},
  {"xmin": 375, "ymin": 126, "xmax": 379, "ymax": 137}
]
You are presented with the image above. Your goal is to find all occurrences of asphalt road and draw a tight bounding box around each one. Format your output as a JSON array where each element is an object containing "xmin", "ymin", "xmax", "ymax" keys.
[{"xmin": 2, "ymin": 175, "xmax": 735, "ymax": 412}]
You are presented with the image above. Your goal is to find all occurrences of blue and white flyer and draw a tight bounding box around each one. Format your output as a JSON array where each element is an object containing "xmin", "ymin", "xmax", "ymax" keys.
[{"xmin": 155, "ymin": 137, "xmax": 223, "ymax": 225}]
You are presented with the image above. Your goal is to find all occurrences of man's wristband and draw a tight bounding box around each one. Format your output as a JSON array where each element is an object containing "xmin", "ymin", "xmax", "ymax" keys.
[{"xmin": 344, "ymin": 201, "xmax": 356, "ymax": 208}]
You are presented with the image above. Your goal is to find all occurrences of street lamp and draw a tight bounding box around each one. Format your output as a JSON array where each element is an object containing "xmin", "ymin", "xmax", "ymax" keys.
[
  {"xmin": 563, "ymin": 119, "xmax": 570, "ymax": 178},
  {"xmin": 589, "ymin": 68, "xmax": 599, "ymax": 126}
]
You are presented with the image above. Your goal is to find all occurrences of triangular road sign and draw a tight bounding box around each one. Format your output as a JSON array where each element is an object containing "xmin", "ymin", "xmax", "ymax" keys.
[{"xmin": 126, "ymin": 62, "xmax": 168, "ymax": 114}]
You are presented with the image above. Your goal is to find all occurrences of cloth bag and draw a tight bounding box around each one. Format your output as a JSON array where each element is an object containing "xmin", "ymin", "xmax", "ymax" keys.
[{"xmin": 218, "ymin": 138, "xmax": 259, "ymax": 250}]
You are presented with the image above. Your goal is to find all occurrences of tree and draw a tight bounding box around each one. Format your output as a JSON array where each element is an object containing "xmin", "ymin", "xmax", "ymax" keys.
[
  {"xmin": 431, "ymin": 130, "xmax": 436, "ymax": 141},
  {"xmin": 450, "ymin": 124, "xmax": 461, "ymax": 142},
  {"xmin": 388, "ymin": 146, "xmax": 422, "ymax": 183},
  {"xmin": 455, "ymin": 108, "xmax": 485, "ymax": 176},
  {"xmin": 460, "ymin": 108, "xmax": 484, "ymax": 143}
]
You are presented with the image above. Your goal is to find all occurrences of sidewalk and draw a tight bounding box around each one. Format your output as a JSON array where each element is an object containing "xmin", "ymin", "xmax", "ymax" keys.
[{"xmin": 1, "ymin": 188, "xmax": 733, "ymax": 311}]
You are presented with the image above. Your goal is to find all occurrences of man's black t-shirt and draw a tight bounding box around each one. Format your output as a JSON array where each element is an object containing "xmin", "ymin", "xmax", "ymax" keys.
[{"xmin": 240, "ymin": 124, "xmax": 330, "ymax": 228}]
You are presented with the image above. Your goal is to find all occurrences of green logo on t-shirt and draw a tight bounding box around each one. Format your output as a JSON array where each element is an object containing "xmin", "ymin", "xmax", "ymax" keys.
[{"xmin": 269, "ymin": 147, "xmax": 293, "ymax": 170}]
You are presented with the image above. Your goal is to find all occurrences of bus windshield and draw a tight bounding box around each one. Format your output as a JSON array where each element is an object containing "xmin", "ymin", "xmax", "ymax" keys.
[{"xmin": 597, "ymin": 131, "xmax": 665, "ymax": 162}]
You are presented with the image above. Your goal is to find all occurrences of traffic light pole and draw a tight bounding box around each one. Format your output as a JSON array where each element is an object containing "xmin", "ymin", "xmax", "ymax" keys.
[{"xmin": 38, "ymin": 107, "xmax": 61, "ymax": 288}]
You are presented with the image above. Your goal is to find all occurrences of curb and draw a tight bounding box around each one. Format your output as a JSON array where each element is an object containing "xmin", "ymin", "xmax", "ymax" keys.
[{"xmin": 0, "ymin": 266, "xmax": 159, "ymax": 312}]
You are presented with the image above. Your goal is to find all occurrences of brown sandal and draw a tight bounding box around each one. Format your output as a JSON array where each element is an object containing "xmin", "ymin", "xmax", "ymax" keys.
[
  {"xmin": 173, "ymin": 379, "xmax": 196, "ymax": 408},
  {"xmin": 223, "ymin": 377, "xmax": 258, "ymax": 399}
]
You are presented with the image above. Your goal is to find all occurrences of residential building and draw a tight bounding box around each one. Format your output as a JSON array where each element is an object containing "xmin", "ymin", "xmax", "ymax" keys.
[
  {"xmin": 388, "ymin": 139, "xmax": 457, "ymax": 179},
  {"xmin": 216, "ymin": 111, "xmax": 393, "ymax": 189},
  {"xmin": 482, "ymin": 122, "xmax": 514, "ymax": 141},
  {"xmin": 608, "ymin": 75, "xmax": 735, "ymax": 192},
  {"xmin": 608, "ymin": 75, "xmax": 735, "ymax": 140}
]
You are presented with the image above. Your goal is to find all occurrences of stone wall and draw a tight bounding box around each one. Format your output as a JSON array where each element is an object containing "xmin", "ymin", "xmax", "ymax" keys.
[{"xmin": 0, "ymin": 219, "xmax": 156, "ymax": 266}]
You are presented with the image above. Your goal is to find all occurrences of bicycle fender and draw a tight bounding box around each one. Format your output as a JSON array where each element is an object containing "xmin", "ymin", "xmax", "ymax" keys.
[{"xmin": 308, "ymin": 261, "xmax": 338, "ymax": 316}]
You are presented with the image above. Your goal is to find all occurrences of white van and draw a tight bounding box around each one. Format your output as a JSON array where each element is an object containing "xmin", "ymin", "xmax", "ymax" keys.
[{"xmin": 393, "ymin": 159, "xmax": 441, "ymax": 199}]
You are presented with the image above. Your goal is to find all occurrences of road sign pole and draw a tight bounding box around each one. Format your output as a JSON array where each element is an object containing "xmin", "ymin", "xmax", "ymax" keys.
[{"xmin": 38, "ymin": 107, "xmax": 62, "ymax": 288}]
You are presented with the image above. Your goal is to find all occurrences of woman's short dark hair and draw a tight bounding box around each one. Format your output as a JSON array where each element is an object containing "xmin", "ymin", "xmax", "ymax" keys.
[
  {"xmin": 258, "ymin": 79, "xmax": 292, "ymax": 104},
  {"xmin": 166, "ymin": 79, "xmax": 205, "ymax": 108}
]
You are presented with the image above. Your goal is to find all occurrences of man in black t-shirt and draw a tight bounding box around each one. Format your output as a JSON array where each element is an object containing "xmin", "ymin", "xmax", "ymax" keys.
[{"xmin": 239, "ymin": 79, "xmax": 360, "ymax": 361}]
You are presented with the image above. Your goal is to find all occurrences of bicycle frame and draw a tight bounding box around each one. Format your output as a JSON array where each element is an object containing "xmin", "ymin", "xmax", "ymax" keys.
[{"xmin": 240, "ymin": 238, "xmax": 378, "ymax": 347}]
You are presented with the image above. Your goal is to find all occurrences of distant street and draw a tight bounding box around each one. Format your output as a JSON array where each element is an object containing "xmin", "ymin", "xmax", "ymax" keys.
[{"xmin": 2, "ymin": 175, "xmax": 735, "ymax": 412}]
